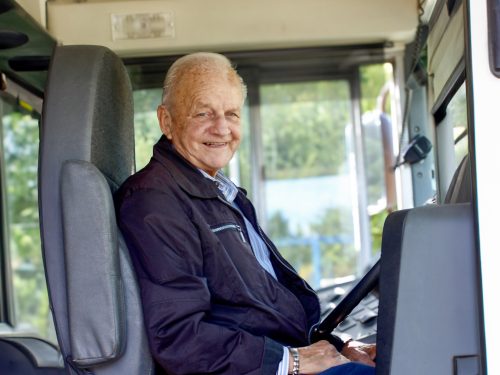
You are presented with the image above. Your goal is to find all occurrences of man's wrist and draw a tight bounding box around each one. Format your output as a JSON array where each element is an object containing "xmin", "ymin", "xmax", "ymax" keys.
[{"xmin": 288, "ymin": 347, "xmax": 299, "ymax": 375}]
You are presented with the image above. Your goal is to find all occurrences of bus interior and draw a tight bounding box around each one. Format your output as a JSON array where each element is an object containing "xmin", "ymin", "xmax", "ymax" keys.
[{"xmin": 0, "ymin": 0, "xmax": 498, "ymax": 374}]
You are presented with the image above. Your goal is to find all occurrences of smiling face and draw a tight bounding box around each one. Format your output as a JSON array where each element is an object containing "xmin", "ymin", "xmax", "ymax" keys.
[{"xmin": 158, "ymin": 66, "xmax": 244, "ymax": 176}]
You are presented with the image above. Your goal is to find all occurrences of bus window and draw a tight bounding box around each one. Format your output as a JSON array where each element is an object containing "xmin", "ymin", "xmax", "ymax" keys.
[
  {"xmin": 133, "ymin": 89, "xmax": 163, "ymax": 170},
  {"xmin": 447, "ymin": 83, "xmax": 468, "ymax": 165},
  {"xmin": 226, "ymin": 102, "xmax": 253, "ymax": 197},
  {"xmin": 435, "ymin": 82, "xmax": 468, "ymax": 200},
  {"xmin": 360, "ymin": 63, "xmax": 396, "ymax": 257},
  {"xmin": 0, "ymin": 99, "xmax": 56, "ymax": 343},
  {"xmin": 260, "ymin": 79, "xmax": 355, "ymax": 287}
]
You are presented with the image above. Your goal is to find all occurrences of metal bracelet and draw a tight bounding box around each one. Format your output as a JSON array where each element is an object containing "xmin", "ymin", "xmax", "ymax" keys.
[{"xmin": 289, "ymin": 347, "xmax": 299, "ymax": 375}]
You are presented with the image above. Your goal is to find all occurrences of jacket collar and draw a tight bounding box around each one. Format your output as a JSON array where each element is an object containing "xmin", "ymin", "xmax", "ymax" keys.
[{"xmin": 152, "ymin": 135, "xmax": 220, "ymax": 199}]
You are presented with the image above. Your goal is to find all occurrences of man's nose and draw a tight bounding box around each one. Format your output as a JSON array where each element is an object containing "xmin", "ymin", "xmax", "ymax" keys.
[{"xmin": 210, "ymin": 115, "xmax": 231, "ymax": 135}]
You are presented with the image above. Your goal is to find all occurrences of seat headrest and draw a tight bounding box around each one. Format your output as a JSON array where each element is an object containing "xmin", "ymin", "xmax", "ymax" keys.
[
  {"xmin": 41, "ymin": 45, "xmax": 135, "ymax": 189},
  {"xmin": 444, "ymin": 154, "xmax": 472, "ymax": 204}
]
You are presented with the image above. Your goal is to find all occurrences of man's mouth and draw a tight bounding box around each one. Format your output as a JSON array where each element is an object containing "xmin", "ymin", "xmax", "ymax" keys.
[{"xmin": 204, "ymin": 142, "xmax": 228, "ymax": 147}]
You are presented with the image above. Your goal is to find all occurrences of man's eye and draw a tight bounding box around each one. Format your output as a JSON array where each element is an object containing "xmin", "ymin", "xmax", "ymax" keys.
[
  {"xmin": 196, "ymin": 112, "xmax": 208, "ymax": 118},
  {"xmin": 227, "ymin": 112, "xmax": 240, "ymax": 119}
]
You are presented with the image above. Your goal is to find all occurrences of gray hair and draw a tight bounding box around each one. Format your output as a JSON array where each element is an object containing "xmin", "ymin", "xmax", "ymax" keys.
[{"xmin": 161, "ymin": 52, "xmax": 247, "ymax": 108}]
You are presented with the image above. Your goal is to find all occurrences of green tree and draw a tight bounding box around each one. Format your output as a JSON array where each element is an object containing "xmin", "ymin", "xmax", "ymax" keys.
[
  {"xmin": 310, "ymin": 208, "xmax": 356, "ymax": 278},
  {"xmin": 260, "ymin": 81, "xmax": 350, "ymax": 179},
  {"xmin": 2, "ymin": 110, "xmax": 54, "ymax": 341},
  {"xmin": 267, "ymin": 211, "xmax": 312, "ymax": 279},
  {"xmin": 360, "ymin": 64, "xmax": 390, "ymax": 113},
  {"xmin": 370, "ymin": 210, "xmax": 387, "ymax": 256},
  {"xmin": 133, "ymin": 89, "xmax": 163, "ymax": 170}
]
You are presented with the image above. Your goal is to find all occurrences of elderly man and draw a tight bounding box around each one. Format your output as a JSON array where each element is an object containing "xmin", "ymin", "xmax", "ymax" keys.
[{"xmin": 115, "ymin": 52, "xmax": 375, "ymax": 375}]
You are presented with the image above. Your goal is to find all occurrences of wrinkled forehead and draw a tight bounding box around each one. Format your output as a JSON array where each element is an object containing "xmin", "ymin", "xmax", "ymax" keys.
[
  {"xmin": 181, "ymin": 62, "xmax": 241, "ymax": 89},
  {"xmin": 173, "ymin": 67, "xmax": 243, "ymax": 109}
]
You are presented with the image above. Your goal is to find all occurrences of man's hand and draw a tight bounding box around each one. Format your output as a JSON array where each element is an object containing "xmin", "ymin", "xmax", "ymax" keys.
[
  {"xmin": 341, "ymin": 340, "xmax": 376, "ymax": 367},
  {"xmin": 289, "ymin": 340, "xmax": 350, "ymax": 374}
]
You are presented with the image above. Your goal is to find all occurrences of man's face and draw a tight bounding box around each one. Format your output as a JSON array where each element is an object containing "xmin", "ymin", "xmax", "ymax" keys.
[{"xmin": 158, "ymin": 71, "xmax": 243, "ymax": 176}]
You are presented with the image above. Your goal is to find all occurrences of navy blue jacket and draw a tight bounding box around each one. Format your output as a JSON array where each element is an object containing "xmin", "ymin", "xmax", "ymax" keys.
[{"xmin": 115, "ymin": 136, "xmax": 321, "ymax": 374}]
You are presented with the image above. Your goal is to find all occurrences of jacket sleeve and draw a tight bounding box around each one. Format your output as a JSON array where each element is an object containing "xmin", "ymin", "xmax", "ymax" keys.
[{"xmin": 117, "ymin": 189, "xmax": 283, "ymax": 375}]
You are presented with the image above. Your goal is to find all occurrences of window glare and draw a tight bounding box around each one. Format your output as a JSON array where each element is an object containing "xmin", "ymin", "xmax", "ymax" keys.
[{"xmin": 447, "ymin": 83, "xmax": 468, "ymax": 165}]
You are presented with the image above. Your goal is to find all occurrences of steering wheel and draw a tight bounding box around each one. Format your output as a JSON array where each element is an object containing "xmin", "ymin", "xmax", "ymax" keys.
[{"xmin": 310, "ymin": 259, "xmax": 380, "ymax": 350}]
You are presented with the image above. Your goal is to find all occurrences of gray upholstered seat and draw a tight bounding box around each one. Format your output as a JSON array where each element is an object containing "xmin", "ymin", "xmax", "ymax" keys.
[
  {"xmin": 39, "ymin": 45, "xmax": 153, "ymax": 375},
  {"xmin": 375, "ymin": 155, "xmax": 480, "ymax": 374}
]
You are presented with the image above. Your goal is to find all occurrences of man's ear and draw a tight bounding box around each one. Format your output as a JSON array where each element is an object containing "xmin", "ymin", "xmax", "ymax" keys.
[{"xmin": 157, "ymin": 105, "xmax": 174, "ymax": 140}]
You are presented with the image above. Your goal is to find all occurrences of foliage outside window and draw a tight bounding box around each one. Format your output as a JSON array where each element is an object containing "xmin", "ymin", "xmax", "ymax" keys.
[
  {"xmin": 261, "ymin": 81, "xmax": 350, "ymax": 179},
  {"xmin": 227, "ymin": 103, "xmax": 252, "ymax": 197},
  {"xmin": 1, "ymin": 104, "xmax": 55, "ymax": 343},
  {"xmin": 260, "ymin": 80, "xmax": 356, "ymax": 286},
  {"xmin": 134, "ymin": 89, "xmax": 163, "ymax": 170}
]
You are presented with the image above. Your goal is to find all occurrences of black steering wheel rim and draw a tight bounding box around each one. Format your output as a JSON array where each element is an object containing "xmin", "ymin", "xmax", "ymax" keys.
[{"xmin": 311, "ymin": 259, "xmax": 380, "ymax": 345}]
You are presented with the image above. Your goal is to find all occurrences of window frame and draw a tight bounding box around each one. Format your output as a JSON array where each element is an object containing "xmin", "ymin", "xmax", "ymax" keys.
[{"xmin": 0, "ymin": 94, "xmax": 19, "ymax": 328}]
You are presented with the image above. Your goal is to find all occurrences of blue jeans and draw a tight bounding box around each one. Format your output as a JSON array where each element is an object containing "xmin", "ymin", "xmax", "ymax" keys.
[{"xmin": 318, "ymin": 363, "xmax": 375, "ymax": 375}]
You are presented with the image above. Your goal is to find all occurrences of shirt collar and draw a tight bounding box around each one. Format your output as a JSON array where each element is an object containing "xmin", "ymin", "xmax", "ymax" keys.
[
  {"xmin": 152, "ymin": 137, "xmax": 220, "ymax": 199},
  {"xmin": 198, "ymin": 169, "xmax": 238, "ymax": 203}
]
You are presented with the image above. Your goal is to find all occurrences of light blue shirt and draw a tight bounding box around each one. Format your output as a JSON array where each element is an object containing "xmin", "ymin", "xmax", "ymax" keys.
[{"xmin": 200, "ymin": 170, "xmax": 289, "ymax": 375}]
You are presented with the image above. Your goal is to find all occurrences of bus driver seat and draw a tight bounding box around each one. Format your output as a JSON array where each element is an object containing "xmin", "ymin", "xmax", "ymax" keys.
[{"xmin": 39, "ymin": 45, "xmax": 154, "ymax": 375}]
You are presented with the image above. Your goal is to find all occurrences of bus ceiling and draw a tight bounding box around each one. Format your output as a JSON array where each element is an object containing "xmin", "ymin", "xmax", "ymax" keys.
[
  {"xmin": 17, "ymin": 0, "xmax": 418, "ymax": 58},
  {"xmin": 2, "ymin": 0, "xmax": 421, "ymax": 104}
]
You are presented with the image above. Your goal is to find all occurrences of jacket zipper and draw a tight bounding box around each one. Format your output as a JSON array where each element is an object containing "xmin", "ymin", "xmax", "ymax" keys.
[{"xmin": 211, "ymin": 223, "xmax": 246, "ymax": 243}]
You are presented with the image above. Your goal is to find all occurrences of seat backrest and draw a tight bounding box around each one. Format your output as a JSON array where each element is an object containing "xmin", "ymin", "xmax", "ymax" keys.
[
  {"xmin": 444, "ymin": 154, "xmax": 472, "ymax": 204},
  {"xmin": 39, "ymin": 45, "xmax": 153, "ymax": 375},
  {"xmin": 376, "ymin": 156, "xmax": 481, "ymax": 374}
]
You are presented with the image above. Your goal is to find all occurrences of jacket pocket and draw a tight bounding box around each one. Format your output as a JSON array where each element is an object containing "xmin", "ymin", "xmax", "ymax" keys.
[{"xmin": 210, "ymin": 223, "xmax": 247, "ymax": 243}]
